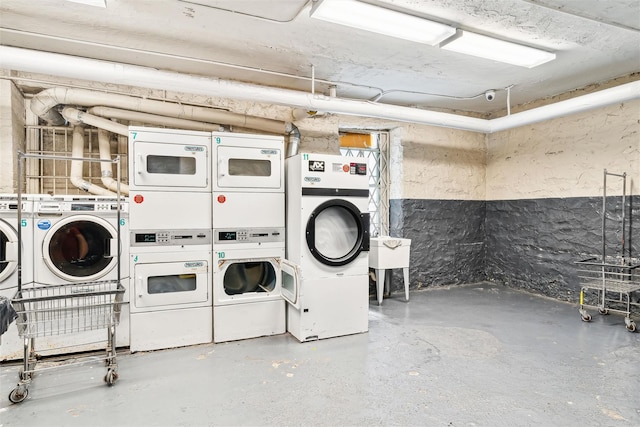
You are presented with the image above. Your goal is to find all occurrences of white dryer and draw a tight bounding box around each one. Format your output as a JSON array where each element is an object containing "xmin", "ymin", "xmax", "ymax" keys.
[
  {"xmin": 30, "ymin": 195, "xmax": 130, "ymax": 354},
  {"xmin": 0, "ymin": 194, "xmax": 34, "ymax": 361},
  {"xmin": 285, "ymin": 153, "xmax": 371, "ymax": 342},
  {"xmin": 129, "ymin": 126, "xmax": 212, "ymax": 232},
  {"xmin": 212, "ymin": 231, "xmax": 299, "ymax": 343},
  {"xmin": 129, "ymin": 229, "xmax": 212, "ymax": 352},
  {"xmin": 211, "ymin": 132, "xmax": 299, "ymax": 343},
  {"xmin": 212, "ymin": 131, "xmax": 284, "ymax": 229}
]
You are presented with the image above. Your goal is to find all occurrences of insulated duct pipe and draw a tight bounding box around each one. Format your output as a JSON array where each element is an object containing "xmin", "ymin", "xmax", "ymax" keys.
[
  {"xmin": 29, "ymin": 87, "xmax": 287, "ymax": 134},
  {"xmin": 88, "ymin": 106, "xmax": 224, "ymax": 132},
  {"xmin": 69, "ymin": 125, "xmax": 115, "ymax": 196},
  {"xmin": 63, "ymin": 107, "xmax": 129, "ymax": 195},
  {"xmin": 62, "ymin": 106, "xmax": 128, "ymax": 136},
  {"xmin": 87, "ymin": 105, "xmax": 299, "ymax": 156},
  {"xmin": 2, "ymin": 46, "xmax": 639, "ymax": 133},
  {"xmin": 488, "ymin": 82, "xmax": 640, "ymax": 132},
  {"xmin": 97, "ymin": 129, "xmax": 130, "ymax": 195}
]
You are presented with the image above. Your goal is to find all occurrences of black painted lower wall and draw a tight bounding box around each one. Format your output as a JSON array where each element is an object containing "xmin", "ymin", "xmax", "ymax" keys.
[
  {"xmin": 388, "ymin": 199, "xmax": 487, "ymax": 290},
  {"xmin": 387, "ymin": 196, "xmax": 638, "ymax": 301}
]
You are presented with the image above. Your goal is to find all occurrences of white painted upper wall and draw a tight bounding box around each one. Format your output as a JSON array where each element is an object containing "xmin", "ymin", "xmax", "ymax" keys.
[
  {"xmin": 487, "ymin": 100, "xmax": 640, "ymax": 200},
  {"xmin": 397, "ymin": 124, "xmax": 486, "ymax": 201}
]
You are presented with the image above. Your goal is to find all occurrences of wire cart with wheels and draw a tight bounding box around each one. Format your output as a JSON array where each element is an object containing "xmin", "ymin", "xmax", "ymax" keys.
[
  {"xmin": 8, "ymin": 152, "xmax": 125, "ymax": 404},
  {"xmin": 575, "ymin": 170, "xmax": 639, "ymax": 332}
]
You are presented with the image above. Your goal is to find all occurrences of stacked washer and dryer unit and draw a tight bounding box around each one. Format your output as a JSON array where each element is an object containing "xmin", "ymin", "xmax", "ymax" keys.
[
  {"xmin": 127, "ymin": 127, "xmax": 213, "ymax": 352},
  {"xmin": 211, "ymin": 132, "xmax": 298, "ymax": 343},
  {"xmin": 285, "ymin": 153, "xmax": 371, "ymax": 342}
]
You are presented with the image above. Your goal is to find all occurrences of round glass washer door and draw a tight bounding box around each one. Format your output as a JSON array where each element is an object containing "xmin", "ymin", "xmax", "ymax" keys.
[
  {"xmin": 306, "ymin": 199, "xmax": 369, "ymax": 267},
  {"xmin": 0, "ymin": 220, "xmax": 18, "ymax": 284},
  {"xmin": 42, "ymin": 215, "xmax": 119, "ymax": 282}
]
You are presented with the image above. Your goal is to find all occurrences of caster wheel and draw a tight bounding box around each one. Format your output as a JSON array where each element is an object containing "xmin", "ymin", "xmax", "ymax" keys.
[
  {"xmin": 581, "ymin": 313, "xmax": 592, "ymax": 322},
  {"xmin": 104, "ymin": 370, "xmax": 119, "ymax": 386},
  {"xmin": 626, "ymin": 322, "xmax": 636, "ymax": 333},
  {"xmin": 8, "ymin": 387, "xmax": 28, "ymax": 404},
  {"xmin": 598, "ymin": 307, "xmax": 609, "ymax": 315}
]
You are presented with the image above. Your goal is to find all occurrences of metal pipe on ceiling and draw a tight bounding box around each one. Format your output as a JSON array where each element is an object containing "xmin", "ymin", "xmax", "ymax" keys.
[{"xmin": 1, "ymin": 46, "xmax": 639, "ymax": 134}]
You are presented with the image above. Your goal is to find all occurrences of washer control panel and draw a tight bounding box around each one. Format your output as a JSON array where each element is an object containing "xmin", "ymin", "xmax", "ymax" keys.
[
  {"xmin": 130, "ymin": 229, "xmax": 212, "ymax": 246},
  {"xmin": 214, "ymin": 227, "xmax": 284, "ymax": 244}
]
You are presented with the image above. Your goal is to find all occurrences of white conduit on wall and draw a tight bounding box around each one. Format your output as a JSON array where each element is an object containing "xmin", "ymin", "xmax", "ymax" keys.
[{"xmin": 2, "ymin": 47, "xmax": 639, "ymax": 133}]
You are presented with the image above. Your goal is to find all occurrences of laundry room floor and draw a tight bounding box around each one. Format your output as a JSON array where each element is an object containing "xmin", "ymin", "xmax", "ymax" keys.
[{"xmin": 1, "ymin": 283, "xmax": 639, "ymax": 426}]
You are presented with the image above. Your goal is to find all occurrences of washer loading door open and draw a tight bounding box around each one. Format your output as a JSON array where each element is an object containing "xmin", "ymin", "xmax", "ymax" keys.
[{"xmin": 305, "ymin": 199, "xmax": 370, "ymax": 267}]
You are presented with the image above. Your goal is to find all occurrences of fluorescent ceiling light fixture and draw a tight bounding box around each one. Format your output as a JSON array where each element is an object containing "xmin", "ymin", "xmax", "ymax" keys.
[
  {"xmin": 441, "ymin": 30, "xmax": 556, "ymax": 68},
  {"xmin": 66, "ymin": 0, "xmax": 107, "ymax": 7},
  {"xmin": 310, "ymin": 0, "xmax": 456, "ymax": 46}
]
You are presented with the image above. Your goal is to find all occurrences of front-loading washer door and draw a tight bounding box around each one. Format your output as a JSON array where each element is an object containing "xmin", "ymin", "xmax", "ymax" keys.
[
  {"xmin": 42, "ymin": 215, "xmax": 119, "ymax": 282},
  {"xmin": 305, "ymin": 199, "xmax": 370, "ymax": 267},
  {"xmin": 0, "ymin": 220, "xmax": 18, "ymax": 285}
]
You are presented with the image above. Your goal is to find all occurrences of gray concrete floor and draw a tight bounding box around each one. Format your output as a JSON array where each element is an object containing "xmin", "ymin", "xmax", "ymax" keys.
[{"xmin": 1, "ymin": 283, "xmax": 639, "ymax": 426}]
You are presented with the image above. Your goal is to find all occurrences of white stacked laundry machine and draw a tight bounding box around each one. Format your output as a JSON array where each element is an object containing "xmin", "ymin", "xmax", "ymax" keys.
[
  {"xmin": 128, "ymin": 127, "xmax": 213, "ymax": 352},
  {"xmin": 211, "ymin": 132, "xmax": 298, "ymax": 343},
  {"xmin": 285, "ymin": 153, "xmax": 370, "ymax": 342}
]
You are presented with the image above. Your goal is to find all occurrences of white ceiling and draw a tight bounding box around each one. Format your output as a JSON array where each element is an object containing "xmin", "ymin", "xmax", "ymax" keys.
[{"xmin": 1, "ymin": 0, "xmax": 639, "ymax": 115}]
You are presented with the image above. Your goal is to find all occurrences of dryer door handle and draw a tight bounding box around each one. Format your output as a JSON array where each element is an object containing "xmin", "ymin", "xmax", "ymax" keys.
[
  {"xmin": 136, "ymin": 154, "xmax": 144, "ymax": 175},
  {"xmin": 137, "ymin": 278, "xmax": 143, "ymax": 299}
]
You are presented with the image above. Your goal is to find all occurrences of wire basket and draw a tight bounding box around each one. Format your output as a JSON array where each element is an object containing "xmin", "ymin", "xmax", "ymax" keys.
[
  {"xmin": 575, "ymin": 256, "xmax": 640, "ymax": 295},
  {"xmin": 12, "ymin": 281, "xmax": 125, "ymax": 339}
]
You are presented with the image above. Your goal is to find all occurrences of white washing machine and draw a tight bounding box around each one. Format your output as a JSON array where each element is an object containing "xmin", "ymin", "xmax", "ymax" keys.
[
  {"xmin": 0, "ymin": 194, "xmax": 34, "ymax": 361},
  {"xmin": 211, "ymin": 132, "xmax": 299, "ymax": 343},
  {"xmin": 285, "ymin": 153, "xmax": 371, "ymax": 342},
  {"xmin": 129, "ymin": 229, "xmax": 212, "ymax": 352},
  {"xmin": 30, "ymin": 195, "xmax": 130, "ymax": 354}
]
